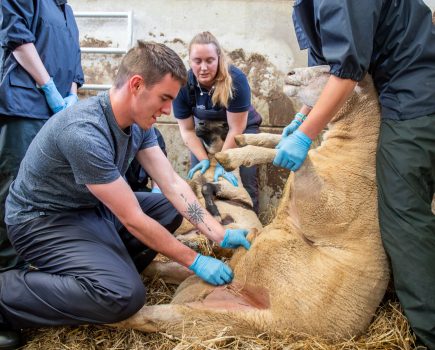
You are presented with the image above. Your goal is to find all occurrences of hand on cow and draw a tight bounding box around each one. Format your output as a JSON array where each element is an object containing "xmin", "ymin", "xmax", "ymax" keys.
[
  {"xmin": 40, "ymin": 78, "xmax": 66, "ymax": 113},
  {"xmin": 220, "ymin": 228, "xmax": 250, "ymax": 250},
  {"xmin": 63, "ymin": 92, "xmax": 78, "ymax": 108},
  {"xmin": 273, "ymin": 129, "xmax": 311, "ymax": 171},
  {"xmin": 281, "ymin": 112, "xmax": 306, "ymax": 138},
  {"xmin": 189, "ymin": 253, "xmax": 233, "ymax": 285},
  {"xmin": 187, "ymin": 159, "xmax": 210, "ymax": 179},
  {"xmin": 213, "ymin": 162, "xmax": 238, "ymax": 187}
]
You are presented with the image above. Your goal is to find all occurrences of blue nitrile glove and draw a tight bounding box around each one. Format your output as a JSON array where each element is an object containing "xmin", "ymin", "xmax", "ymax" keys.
[
  {"xmin": 273, "ymin": 129, "xmax": 312, "ymax": 171},
  {"xmin": 151, "ymin": 187, "xmax": 162, "ymax": 194},
  {"xmin": 63, "ymin": 92, "xmax": 78, "ymax": 108},
  {"xmin": 282, "ymin": 112, "xmax": 306, "ymax": 138},
  {"xmin": 40, "ymin": 78, "xmax": 66, "ymax": 113},
  {"xmin": 187, "ymin": 159, "xmax": 210, "ymax": 179},
  {"xmin": 213, "ymin": 162, "xmax": 238, "ymax": 187},
  {"xmin": 220, "ymin": 228, "xmax": 250, "ymax": 250},
  {"xmin": 188, "ymin": 253, "xmax": 233, "ymax": 285}
]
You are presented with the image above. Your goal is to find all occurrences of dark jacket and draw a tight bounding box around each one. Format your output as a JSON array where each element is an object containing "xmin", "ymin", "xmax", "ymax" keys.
[
  {"xmin": 292, "ymin": 0, "xmax": 435, "ymax": 120},
  {"xmin": 0, "ymin": 0, "xmax": 84, "ymax": 119}
]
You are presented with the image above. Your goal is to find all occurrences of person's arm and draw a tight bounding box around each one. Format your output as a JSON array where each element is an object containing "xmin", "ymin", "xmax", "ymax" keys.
[
  {"xmin": 177, "ymin": 117, "xmax": 209, "ymax": 161},
  {"xmin": 298, "ymin": 75, "xmax": 357, "ymax": 139},
  {"xmin": 273, "ymin": 75, "xmax": 356, "ymax": 171},
  {"xmin": 69, "ymin": 82, "xmax": 78, "ymax": 95},
  {"xmin": 299, "ymin": 104, "xmax": 312, "ymax": 117},
  {"xmin": 13, "ymin": 43, "xmax": 66, "ymax": 113},
  {"xmin": 87, "ymin": 177, "xmax": 197, "ymax": 268},
  {"xmin": 12, "ymin": 42, "xmax": 50, "ymax": 86},
  {"xmin": 137, "ymin": 146, "xmax": 226, "ymax": 243},
  {"xmin": 221, "ymin": 111, "xmax": 248, "ymax": 151}
]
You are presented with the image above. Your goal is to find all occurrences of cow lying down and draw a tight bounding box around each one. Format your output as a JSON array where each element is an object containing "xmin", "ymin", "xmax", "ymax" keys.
[{"xmin": 112, "ymin": 65, "xmax": 389, "ymax": 340}]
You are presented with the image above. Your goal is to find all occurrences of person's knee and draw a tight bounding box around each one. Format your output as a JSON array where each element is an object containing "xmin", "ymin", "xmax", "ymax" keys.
[
  {"xmin": 86, "ymin": 275, "xmax": 146, "ymax": 324},
  {"xmin": 112, "ymin": 277, "xmax": 146, "ymax": 321}
]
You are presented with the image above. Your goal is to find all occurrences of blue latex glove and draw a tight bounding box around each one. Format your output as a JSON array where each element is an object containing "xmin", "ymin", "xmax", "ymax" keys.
[
  {"xmin": 40, "ymin": 78, "xmax": 66, "ymax": 113},
  {"xmin": 64, "ymin": 93, "xmax": 78, "ymax": 108},
  {"xmin": 213, "ymin": 162, "xmax": 238, "ymax": 187},
  {"xmin": 220, "ymin": 228, "xmax": 250, "ymax": 250},
  {"xmin": 187, "ymin": 159, "xmax": 210, "ymax": 179},
  {"xmin": 273, "ymin": 129, "xmax": 312, "ymax": 171},
  {"xmin": 151, "ymin": 187, "xmax": 162, "ymax": 194},
  {"xmin": 281, "ymin": 112, "xmax": 306, "ymax": 138},
  {"xmin": 188, "ymin": 254, "xmax": 233, "ymax": 285}
]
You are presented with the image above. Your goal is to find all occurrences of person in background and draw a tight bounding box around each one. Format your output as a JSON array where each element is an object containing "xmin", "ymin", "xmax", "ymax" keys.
[
  {"xmin": 172, "ymin": 31, "xmax": 262, "ymax": 213},
  {"xmin": 278, "ymin": 1, "xmax": 435, "ymax": 348},
  {"xmin": 0, "ymin": 41, "xmax": 250, "ymax": 349},
  {"xmin": 0, "ymin": 1, "xmax": 83, "ymax": 347}
]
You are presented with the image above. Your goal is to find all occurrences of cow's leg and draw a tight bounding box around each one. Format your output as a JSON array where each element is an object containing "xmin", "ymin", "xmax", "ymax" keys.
[
  {"xmin": 216, "ymin": 145, "xmax": 277, "ymax": 171},
  {"xmin": 110, "ymin": 282, "xmax": 270, "ymax": 334},
  {"xmin": 142, "ymin": 260, "xmax": 193, "ymax": 285},
  {"xmin": 235, "ymin": 133, "xmax": 281, "ymax": 148}
]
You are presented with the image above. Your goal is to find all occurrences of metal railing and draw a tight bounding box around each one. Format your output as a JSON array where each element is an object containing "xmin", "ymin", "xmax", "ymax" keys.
[{"xmin": 74, "ymin": 11, "xmax": 133, "ymax": 90}]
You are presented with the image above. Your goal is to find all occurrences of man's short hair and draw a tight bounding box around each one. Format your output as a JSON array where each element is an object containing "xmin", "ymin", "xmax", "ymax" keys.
[{"xmin": 114, "ymin": 40, "xmax": 187, "ymax": 88}]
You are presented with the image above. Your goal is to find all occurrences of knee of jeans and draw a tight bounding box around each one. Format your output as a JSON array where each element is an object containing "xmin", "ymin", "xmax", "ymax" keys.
[{"xmin": 90, "ymin": 275, "xmax": 147, "ymax": 323}]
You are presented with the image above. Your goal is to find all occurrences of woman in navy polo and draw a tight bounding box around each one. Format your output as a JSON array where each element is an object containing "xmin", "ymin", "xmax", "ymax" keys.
[{"xmin": 173, "ymin": 31, "xmax": 262, "ymax": 213}]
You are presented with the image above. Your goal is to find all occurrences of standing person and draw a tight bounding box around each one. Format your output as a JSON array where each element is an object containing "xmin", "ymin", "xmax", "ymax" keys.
[
  {"xmin": 0, "ymin": 41, "xmax": 250, "ymax": 349},
  {"xmin": 277, "ymin": 1, "xmax": 435, "ymax": 348},
  {"xmin": 0, "ymin": 0, "xmax": 84, "ymax": 276},
  {"xmin": 172, "ymin": 31, "xmax": 262, "ymax": 213}
]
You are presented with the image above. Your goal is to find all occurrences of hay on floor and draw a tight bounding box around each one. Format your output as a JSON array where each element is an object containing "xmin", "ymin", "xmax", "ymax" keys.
[{"xmin": 21, "ymin": 276, "xmax": 425, "ymax": 350}]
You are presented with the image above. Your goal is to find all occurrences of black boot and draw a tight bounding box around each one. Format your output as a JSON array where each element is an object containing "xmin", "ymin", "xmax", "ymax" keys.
[{"xmin": 0, "ymin": 330, "xmax": 21, "ymax": 350}]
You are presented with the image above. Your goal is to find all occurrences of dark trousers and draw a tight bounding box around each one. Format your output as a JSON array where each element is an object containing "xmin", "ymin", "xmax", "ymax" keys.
[
  {"xmin": 0, "ymin": 117, "xmax": 46, "ymax": 272},
  {"xmin": 0, "ymin": 192, "xmax": 182, "ymax": 329},
  {"xmin": 377, "ymin": 115, "xmax": 435, "ymax": 349}
]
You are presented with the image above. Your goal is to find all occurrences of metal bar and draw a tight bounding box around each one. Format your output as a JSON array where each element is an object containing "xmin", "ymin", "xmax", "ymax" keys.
[
  {"xmin": 74, "ymin": 12, "xmax": 130, "ymax": 18},
  {"xmin": 126, "ymin": 11, "xmax": 133, "ymax": 48},
  {"xmin": 74, "ymin": 11, "xmax": 133, "ymax": 52},
  {"xmin": 81, "ymin": 84, "xmax": 112, "ymax": 91},
  {"xmin": 80, "ymin": 47, "xmax": 127, "ymax": 54},
  {"xmin": 74, "ymin": 11, "xmax": 133, "ymax": 91}
]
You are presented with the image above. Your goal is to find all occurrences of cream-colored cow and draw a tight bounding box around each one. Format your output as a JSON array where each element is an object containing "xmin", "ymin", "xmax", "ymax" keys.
[{"xmin": 113, "ymin": 65, "xmax": 389, "ymax": 339}]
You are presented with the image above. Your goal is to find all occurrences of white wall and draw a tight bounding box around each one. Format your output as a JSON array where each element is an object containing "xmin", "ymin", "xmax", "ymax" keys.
[{"xmin": 425, "ymin": 0, "xmax": 435, "ymax": 9}]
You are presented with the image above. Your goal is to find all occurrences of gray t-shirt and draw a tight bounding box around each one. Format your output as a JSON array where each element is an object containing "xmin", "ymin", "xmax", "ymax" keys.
[{"xmin": 5, "ymin": 91, "xmax": 158, "ymax": 225}]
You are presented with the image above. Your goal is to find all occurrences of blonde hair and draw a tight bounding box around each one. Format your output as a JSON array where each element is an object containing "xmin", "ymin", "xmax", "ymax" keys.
[{"xmin": 188, "ymin": 32, "xmax": 233, "ymax": 108}]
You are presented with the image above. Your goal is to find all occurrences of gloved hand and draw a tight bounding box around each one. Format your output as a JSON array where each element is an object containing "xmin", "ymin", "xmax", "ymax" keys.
[
  {"xmin": 151, "ymin": 187, "xmax": 162, "ymax": 194},
  {"xmin": 40, "ymin": 78, "xmax": 66, "ymax": 113},
  {"xmin": 281, "ymin": 112, "xmax": 306, "ymax": 138},
  {"xmin": 64, "ymin": 92, "xmax": 78, "ymax": 108},
  {"xmin": 189, "ymin": 253, "xmax": 233, "ymax": 285},
  {"xmin": 213, "ymin": 162, "xmax": 238, "ymax": 187},
  {"xmin": 187, "ymin": 159, "xmax": 210, "ymax": 179},
  {"xmin": 273, "ymin": 129, "xmax": 312, "ymax": 171},
  {"xmin": 220, "ymin": 228, "xmax": 250, "ymax": 250}
]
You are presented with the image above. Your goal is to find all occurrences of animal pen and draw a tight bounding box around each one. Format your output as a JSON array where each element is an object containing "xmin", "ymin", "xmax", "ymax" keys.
[{"xmin": 19, "ymin": 0, "xmax": 435, "ymax": 349}]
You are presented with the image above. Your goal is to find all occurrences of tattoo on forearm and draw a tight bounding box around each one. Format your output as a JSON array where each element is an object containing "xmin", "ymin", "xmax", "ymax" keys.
[{"xmin": 181, "ymin": 194, "xmax": 211, "ymax": 232}]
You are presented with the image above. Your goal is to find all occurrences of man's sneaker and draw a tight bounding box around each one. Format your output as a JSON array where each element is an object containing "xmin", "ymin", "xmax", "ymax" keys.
[{"xmin": 0, "ymin": 330, "xmax": 21, "ymax": 350}]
